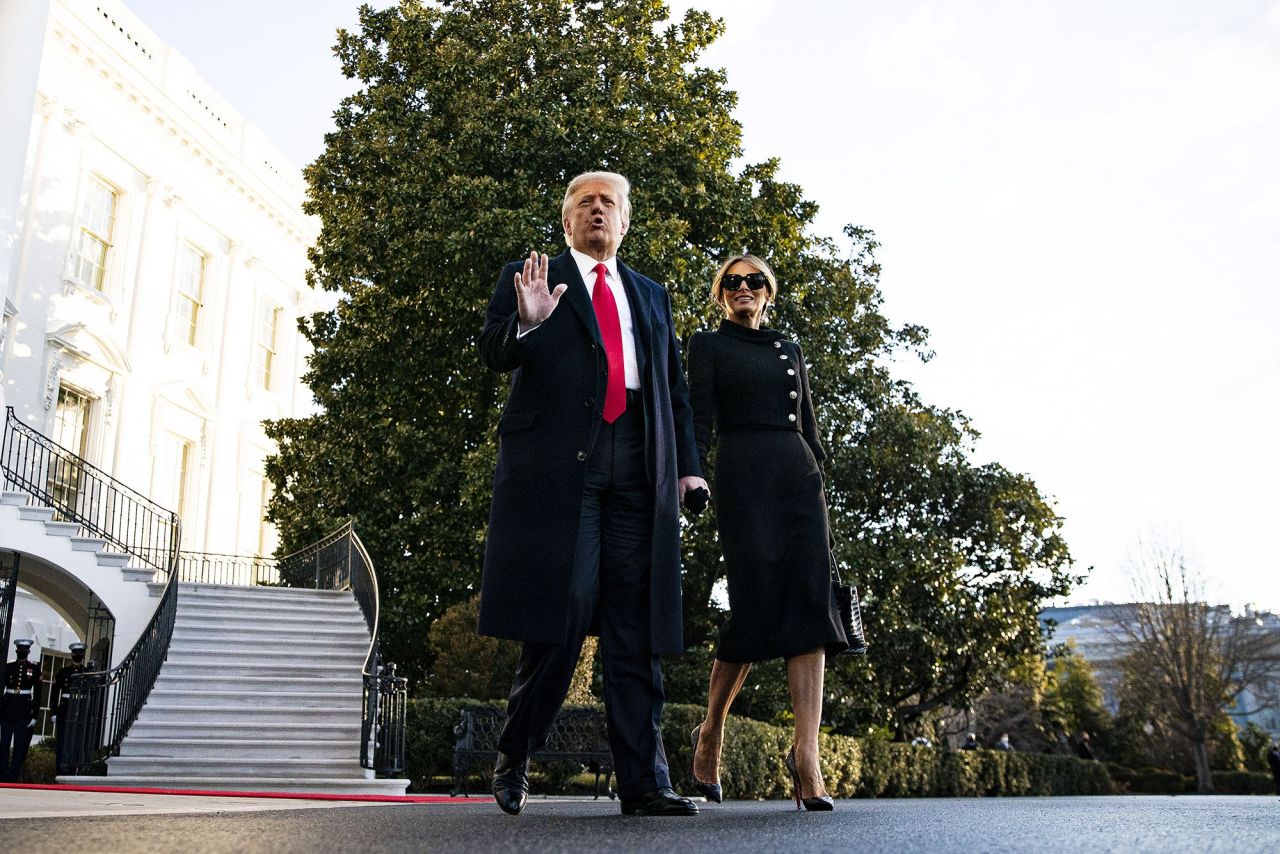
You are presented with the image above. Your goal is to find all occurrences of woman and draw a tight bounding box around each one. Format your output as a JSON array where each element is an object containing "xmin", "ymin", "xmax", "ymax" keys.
[{"xmin": 685, "ymin": 254, "xmax": 848, "ymax": 811}]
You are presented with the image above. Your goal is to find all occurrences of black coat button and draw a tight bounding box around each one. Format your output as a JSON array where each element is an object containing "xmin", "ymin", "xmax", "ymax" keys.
[
  {"xmin": 584, "ymin": 397, "xmax": 594, "ymax": 407},
  {"xmin": 577, "ymin": 451, "xmax": 588, "ymax": 461}
]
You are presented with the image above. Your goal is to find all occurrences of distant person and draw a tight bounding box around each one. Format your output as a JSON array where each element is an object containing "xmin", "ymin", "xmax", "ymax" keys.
[
  {"xmin": 1267, "ymin": 742, "xmax": 1280, "ymax": 795},
  {"xmin": 960, "ymin": 733, "xmax": 979, "ymax": 751},
  {"xmin": 1, "ymin": 639, "xmax": 42, "ymax": 782},
  {"xmin": 1075, "ymin": 731, "xmax": 1096, "ymax": 761},
  {"xmin": 1054, "ymin": 724, "xmax": 1072, "ymax": 755},
  {"xmin": 994, "ymin": 733, "xmax": 1014, "ymax": 752},
  {"xmin": 51, "ymin": 642, "xmax": 88, "ymax": 770}
]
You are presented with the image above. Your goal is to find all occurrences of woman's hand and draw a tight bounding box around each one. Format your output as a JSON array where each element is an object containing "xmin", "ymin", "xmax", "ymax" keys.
[{"xmin": 514, "ymin": 251, "xmax": 568, "ymax": 333}]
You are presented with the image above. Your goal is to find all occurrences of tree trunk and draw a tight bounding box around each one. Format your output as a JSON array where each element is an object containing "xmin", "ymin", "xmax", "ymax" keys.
[{"xmin": 1191, "ymin": 738, "xmax": 1214, "ymax": 793}]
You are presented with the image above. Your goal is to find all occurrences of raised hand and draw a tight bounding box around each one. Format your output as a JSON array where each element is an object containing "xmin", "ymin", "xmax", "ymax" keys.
[{"xmin": 514, "ymin": 251, "xmax": 568, "ymax": 333}]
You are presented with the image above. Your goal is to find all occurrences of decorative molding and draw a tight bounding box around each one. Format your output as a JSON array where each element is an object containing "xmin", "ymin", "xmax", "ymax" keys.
[
  {"xmin": 102, "ymin": 378, "xmax": 117, "ymax": 428},
  {"xmin": 43, "ymin": 352, "xmax": 64, "ymax": 410},
  {"xmin": 47, "ymin": 17, "xmax": 317, "ymax": 246},
  {"xmin": 60, "ymin": 106, "xmax": 87, "ymax": 136}
]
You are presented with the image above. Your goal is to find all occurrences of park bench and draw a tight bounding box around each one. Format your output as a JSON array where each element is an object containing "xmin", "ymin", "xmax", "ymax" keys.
[{"xmin": 451, "ymin": 706, "xmax": 615, "ymax": 799}]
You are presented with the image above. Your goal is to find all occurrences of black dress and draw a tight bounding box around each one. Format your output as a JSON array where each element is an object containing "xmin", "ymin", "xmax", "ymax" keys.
[{"xmin": 687, "ymin": 319, "xmax": 848, "ymax": 662}]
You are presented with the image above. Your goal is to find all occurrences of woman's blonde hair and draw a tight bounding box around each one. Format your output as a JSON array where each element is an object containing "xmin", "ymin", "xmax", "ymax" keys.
[{"xmin": 710, "ymin": 254, "xmax": 779, "ymax": 316}]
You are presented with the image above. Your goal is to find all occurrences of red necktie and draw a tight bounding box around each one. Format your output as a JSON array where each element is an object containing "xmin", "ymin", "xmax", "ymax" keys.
[{"xmin": 592, "ymin": 263, "xmax": 626, "ymax": 423}]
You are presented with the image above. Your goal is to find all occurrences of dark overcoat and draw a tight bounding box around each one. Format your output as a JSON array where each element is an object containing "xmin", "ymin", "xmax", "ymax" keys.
[{"xmin": 477, "ymin": 249, "xmax": 700, "ymax": 655}]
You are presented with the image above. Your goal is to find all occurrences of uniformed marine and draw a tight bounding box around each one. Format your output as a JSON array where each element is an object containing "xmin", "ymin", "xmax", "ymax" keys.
[
  {"xmin": 1, "ymin": 639, "xmax": 42, "ymax": 782},
  {"xmin": 51, "ymin": 642, "xmax": 87, "ymax": 769}
]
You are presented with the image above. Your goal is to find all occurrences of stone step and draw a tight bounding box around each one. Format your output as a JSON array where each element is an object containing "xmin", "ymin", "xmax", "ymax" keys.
[
  {"xmin": 57, "ymin": 774, "xmax": 409, "ymax": 796},
  {"xmin": 154, "ymin": 674, "xmax": 362, "ymax": 693},
  {"xmin": 95, "ymin": 551, "xmax": 131, "ymax": 568},
  {"xmin": 71, "ymin": 535, "xmax": 109, "ymax": 552},
  {"xmin": 118, "ymin": 737, "xmax": 355, "ymax": 760},
  {"xmin": 176, "ymin": 597, "xmax": 362, "ymax": 617},
  {"xmin": 17, "ymin": 506, "xmax": 55, "ymax": 522},
  {"xmin": 105, "ymin": 755, "xmax": 368, "ymax": 779},
  {"xmin": 178, "ymin": 584, "xmax": 356, "ymax": 603},
  {"xmin": 158, "ymin": 659, "xmax": 366, "ymax": 678},
  {"xmin": 136, "ymin": 703, "xmax": 359, "ymax": 724},
  {"xmin": 121, "ymin": 567, "xmax": 157, "ymax": 582},
  {"xmin": 145, "ymin": 688, "xmax": 361, "ymax": 708},
  {"xmin": 43, "ymin": 519, "xmax": 81, "ymax": 536},
  {"xmin": 172, "ymin": 622, "xmax": 369, "ymax": 641},
  {"xmin": 128, "ymin": 720, "xmax": 362, "ymax": 742},
  {"xmin": 164, "ymin": 644, "xmax": 367, "ymax": 661},
  {"xmin": 173, "ymin": 607, "xmax": 366, "ymax": 628},
  {"xmin": 1, "ymin": 490, "xmax": 29, "ymax": 506}
]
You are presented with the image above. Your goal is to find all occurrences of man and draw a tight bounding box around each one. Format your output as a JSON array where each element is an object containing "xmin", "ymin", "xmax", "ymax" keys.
[
  {"xmin": 51, "ymin": 642, "xmax": 87, "ymax": 770},
  {"xmin": 1075, "ymin": 730, "xmax": 1096, "ymax": 761},
  {"xmin": 478, "ymin": 171, "xmax": 708, "ymax": 816},
  {"xmin": 1, "ymin": 639, "xmax": 42, "ymax": 782}
]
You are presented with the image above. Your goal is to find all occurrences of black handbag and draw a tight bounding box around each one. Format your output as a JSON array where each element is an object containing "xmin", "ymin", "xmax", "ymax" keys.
[{"xmin": 830, "ymin": 550, "xmax": 868, "ymax": 655}]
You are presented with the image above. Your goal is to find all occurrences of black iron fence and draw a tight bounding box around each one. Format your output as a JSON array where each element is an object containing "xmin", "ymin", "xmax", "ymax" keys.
[
  {"xmin": 59, "ymin": 560, "xmax": 179, "ymax": 775},
  {"xmin": 0, "ymin": 406, "xmax": 181, "ymax": 776},
  {"xmin": 176, "ymin": 551, "xmax": 281, "ymax": 586},
  {"xmin": 2, "ymin": 407, "xmax": 177, "ymax": 572},
  {"xmin": 277, "ymin": 522, "xmax": 407, "ymax": 776}
]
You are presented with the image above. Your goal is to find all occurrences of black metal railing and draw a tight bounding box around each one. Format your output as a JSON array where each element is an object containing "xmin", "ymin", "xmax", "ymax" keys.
[
  {"xmin": 276, "ymin": 522, "xmax": 407, "ymax": 776},
  {"xmin": 2, "ymin": 407, "xmax": 177, "ymax": 572},
  {"xmin": 0, "ymin": 407, "xmax": 182, "ymax": 775},
  {"xmin": 177, "ymin": 551, "xmax": 281, "ymax": 586},
  {"xmin": 60, "ymin": 551, "xmax": 179, "ymax": 775}
]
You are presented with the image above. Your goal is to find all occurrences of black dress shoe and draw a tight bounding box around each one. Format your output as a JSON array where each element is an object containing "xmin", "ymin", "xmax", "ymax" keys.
[
  {"xmin": 493, "ymin": 752, "xmax": 529, "ymax": 815},
  {"xmin": 619, "ymin": 787, "xmax": 699, "ymax": 816}
]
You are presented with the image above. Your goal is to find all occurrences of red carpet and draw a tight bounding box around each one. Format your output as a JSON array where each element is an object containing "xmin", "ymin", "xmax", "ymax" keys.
[{"xmin": 0, "ymin": 782, "xmax": 484, "ymax": 803}]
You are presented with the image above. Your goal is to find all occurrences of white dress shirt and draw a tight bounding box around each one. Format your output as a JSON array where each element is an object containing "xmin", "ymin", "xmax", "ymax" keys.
[{"xmin": 568, "ymin": 248, "xmax": 640, "ymax": 390}]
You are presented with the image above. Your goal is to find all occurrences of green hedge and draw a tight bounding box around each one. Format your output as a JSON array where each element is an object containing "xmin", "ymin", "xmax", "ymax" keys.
[
  {"xmin": 408, "ymin": 699, "xmax": 1112, "ymax": 798},
  {"xmin": 1210, "ymin": 771, "xmax": 1274, "ymax": 795}
]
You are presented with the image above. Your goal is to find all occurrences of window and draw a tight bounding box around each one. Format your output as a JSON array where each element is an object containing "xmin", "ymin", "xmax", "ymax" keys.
[
  {"xmin": 150, "ymin": 433, "xmax": 193, "ymax": 520},
  {"xmin": 48, "ymin": 386, "xmax": 93, "ymax": 516},
  {"xmin": 173, "ymin": 245, "xmax": 206, "ymax": 345},
  {"xmin": 254, "ymin": 300, "xmax": 280, "ymax": 390},
  {"xmin": 71, "ymin": 178, "xmax": 118, "ymax": 290}
]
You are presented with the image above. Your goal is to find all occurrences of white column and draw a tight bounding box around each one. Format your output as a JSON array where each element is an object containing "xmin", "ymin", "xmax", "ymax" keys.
[{"xmin": 0, "ymin": 0, "xmax": 54, "ymax": 412}]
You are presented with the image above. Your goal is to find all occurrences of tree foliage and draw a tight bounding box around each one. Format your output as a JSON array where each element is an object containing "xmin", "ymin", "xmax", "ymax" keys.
[
  {"xmin": 1106, "ymin": 541, "xmax": 1279, "ymax": 791},
  {"xmin": 1042, "ymin": 640, "xmax": 1110, "ymax": 746},
  {"xmin": 266, "ymin": 0, "xmax": 1078, "ymax": 711}
]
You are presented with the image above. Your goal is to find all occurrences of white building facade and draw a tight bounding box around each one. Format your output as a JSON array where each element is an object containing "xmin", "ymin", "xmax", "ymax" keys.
[
  {"xmin": 0, "ymin": 0, "xmax": 320, "ymax": 564},
  {"xmin": 2, "ymin": 0, "xmax": 326, "ymax": 674}
]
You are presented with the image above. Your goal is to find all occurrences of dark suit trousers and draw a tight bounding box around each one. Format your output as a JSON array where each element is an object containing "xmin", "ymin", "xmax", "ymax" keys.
[{"xmin": 497, "ymin": 398, "xmax": 670, "ymax": 796}]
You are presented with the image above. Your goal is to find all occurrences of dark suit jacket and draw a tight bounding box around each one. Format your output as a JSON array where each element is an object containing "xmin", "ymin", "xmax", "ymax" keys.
[{"xmin": 477, "ymin": 249, "xmax": 700, "ymax": 654}]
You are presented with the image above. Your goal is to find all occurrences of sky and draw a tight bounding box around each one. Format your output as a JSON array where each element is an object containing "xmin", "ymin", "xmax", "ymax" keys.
[{"xmin": 121, "ymin": 0, "xmax": 1280, "ymax": 611}]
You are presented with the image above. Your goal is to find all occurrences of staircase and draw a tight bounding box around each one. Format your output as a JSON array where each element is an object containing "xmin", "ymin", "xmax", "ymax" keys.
[
  {"xmin": 61, "ymin": 582, "xmax": 409, "ymax": 795},
  {"xmin": 1, "ymin": 490, "xmax": 159, "ymax": 582}
]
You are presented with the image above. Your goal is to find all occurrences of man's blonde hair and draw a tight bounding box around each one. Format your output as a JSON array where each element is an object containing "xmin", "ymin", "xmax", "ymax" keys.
[{"xmin": 561, "ymin": 171, "xmax": 632, "ymax": 240}]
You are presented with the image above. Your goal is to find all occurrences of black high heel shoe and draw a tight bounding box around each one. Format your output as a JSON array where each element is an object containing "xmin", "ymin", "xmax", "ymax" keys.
[
  {"xmin": 690, "ymin": 725, "xmax": 723, "ymax": 803},
  {"xmin": 785, "ymin": 747, "xmax": 834, "ymax": 811}
]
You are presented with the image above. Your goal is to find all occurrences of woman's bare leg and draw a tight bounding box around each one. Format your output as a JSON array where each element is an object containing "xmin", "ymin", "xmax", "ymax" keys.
[
  {"xmin": 694, "ymin": 658, "xmax": 751, "ymax": 783},
  {"xmin": 787, "ymin": 647, "xmax": 829, "ymax": 798}
]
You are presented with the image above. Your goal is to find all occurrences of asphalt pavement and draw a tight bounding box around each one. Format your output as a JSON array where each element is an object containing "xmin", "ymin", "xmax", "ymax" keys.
[{"xmin": 1, "ymin": 791, "xmax": 1277, "ymax": 853}]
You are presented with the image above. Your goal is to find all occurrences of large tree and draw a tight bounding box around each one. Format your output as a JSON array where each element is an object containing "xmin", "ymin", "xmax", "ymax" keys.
[
  {"xmin": 1106, "ymin": 542, "xmax": 1279, "ymax": 792},
  {"xmin": 267, "ymin": 0, "xmax": 1077, "ymax": 708}
]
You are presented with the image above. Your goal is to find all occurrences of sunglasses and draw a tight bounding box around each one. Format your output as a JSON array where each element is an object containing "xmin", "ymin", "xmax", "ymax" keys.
[{"xmin": 720, "ymin": 272, "xmax": 769, "ymax": 291}]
